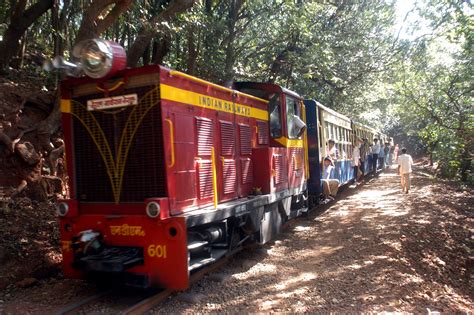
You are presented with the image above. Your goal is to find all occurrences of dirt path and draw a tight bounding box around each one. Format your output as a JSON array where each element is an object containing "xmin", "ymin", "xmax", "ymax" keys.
[
  {"xmin": 0, "ymin": 165, "xmax": 472, "ymax": 314},
  {"xmin": 154, "ymin": 166, "xmax": 473, "ymax": 313}
]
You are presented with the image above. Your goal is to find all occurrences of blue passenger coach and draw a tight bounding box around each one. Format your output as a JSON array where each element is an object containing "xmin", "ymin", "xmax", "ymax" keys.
[
  {"xmin": 305, "ymin": 100, "xmax": 389, "ymax": 205},
  {"xmin": 305, "ymin": 100, "xmax": 354, "ymax": 204}
]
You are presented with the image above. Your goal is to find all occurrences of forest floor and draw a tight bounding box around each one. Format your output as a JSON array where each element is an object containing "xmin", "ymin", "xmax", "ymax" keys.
[{"xmin": 0, "ymin": 164, "xmax": 472, "ymax": 314}]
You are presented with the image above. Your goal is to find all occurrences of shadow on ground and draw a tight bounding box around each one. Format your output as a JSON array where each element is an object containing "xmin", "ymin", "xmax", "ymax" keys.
[{"xmin": 155, "ymin": 165, "xmax": 473, "ymax": 313}]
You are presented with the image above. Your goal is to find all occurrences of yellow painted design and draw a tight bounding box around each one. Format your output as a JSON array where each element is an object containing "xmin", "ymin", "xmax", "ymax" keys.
[
  {"xmin": 69, "ymin": 86, "xmax": 160, "ymax": 204},
  {"xmin": 165, "ymin": 119, "xmax": 175, "ymax": 168},
  {"xmin": 211, "ymin": 147, "xmax": 218, "ymax": 209},
  {"xmin": 96, "ymin": 80, "xmax": 125, "ymax": 92},
  {"xmin": 110, "ymin": 224, "xmax": 145, "ymax": 236},
  {"xmin": 169, "ymin": 70, "xmax": 268, "ymax": 103},
  {"xmin": 274, "ymin": 137, "xmax": 304, "ymax": 148},
  {"xmin": 60, "ymin": 99, "xmax": 71, "ymax": 113},
  {"xmin": 160, "ymin": 84, "xmax": 269, "ymax": 121}
]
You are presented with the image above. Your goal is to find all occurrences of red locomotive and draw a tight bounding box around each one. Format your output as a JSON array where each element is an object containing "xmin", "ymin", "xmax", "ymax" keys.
[{"xmin": 57, "ymin": 39, "xmax": 309, "ymax": 289}]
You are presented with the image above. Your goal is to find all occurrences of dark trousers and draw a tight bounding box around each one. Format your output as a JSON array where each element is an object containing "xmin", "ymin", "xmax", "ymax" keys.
[
  {"xmin": 372, "ymin": 154, "xmax": 378, "ymax": 174},
  {"xmin": 353, "ymin": 165, "xmax": 359, "ymax": 182}
]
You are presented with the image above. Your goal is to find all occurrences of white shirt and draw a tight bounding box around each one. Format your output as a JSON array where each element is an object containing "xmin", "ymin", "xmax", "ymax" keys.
[
  {"xmin": 322, "ymin": 164, "xmax": 334, "ymax": 179},
  {"xmin": 352, "ymin": 145, "xmax": 361, "ymax": 166},
  {"xmin": 372, "ymin": 143, "xmax": 380, "ymax": 154},
  {"xmin": 397, "ymin": 154, "xmax": 413, "ymax": 174}
]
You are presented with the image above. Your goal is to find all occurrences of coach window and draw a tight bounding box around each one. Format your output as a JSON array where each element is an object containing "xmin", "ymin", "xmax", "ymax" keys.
[
  {"xmin": 286, "ymin": 95, "xmax": 306, "ymax": 139},
  {"xmin": 268, "ymin": 93, "xmax": 282, "ymax": 138}
]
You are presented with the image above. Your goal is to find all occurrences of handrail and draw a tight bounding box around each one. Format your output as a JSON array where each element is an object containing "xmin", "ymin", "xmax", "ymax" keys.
[
  {"xmin": 165, "ymin": 119, "xmax": 175, "ymax": 168},
  {"xmin": 211, "ymin": 147, "xmax": 218, "ymax": 209}
]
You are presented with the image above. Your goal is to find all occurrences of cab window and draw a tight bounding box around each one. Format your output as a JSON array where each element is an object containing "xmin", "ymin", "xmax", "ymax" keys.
[
  {"xmin": 286, "ymin": 95, "xmax": 305, "ymax": 139},
  {"xmin": 268, "ymin": 93, "xmax": 282, "ymax": 138}
]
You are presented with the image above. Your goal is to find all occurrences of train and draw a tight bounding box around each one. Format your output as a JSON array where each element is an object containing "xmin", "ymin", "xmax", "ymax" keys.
[{"xmin": 55, "ymin": 39, "xmax": 390, "ymax": 290}]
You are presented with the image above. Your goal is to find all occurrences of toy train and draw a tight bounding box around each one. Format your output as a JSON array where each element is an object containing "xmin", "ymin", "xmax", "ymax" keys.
[{"xmin": 55, "ymin": 39, "xmax": 390, "ymax": 289}]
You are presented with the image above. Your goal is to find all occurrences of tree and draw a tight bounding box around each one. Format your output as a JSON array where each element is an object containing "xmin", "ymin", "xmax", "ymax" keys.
[
  {"xmin": 393, "ymin": 0, "xmax": 473, "ymax": 181},
  {"xmin": 76, "ymin": 0, "xmax": 133, "ymax": 44},
  {"xmin": 0, "ymin": 0, "xmax": 53, "ymax": 72},
  {"xmin": 127, "ymin": 0, "xmax": 196, "ymax": 67}
]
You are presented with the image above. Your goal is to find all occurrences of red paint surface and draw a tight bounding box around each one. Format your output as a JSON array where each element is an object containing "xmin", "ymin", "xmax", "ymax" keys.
[{"xmin": 60, "ymin": 215, "xmax": 189, "ymax": 289}]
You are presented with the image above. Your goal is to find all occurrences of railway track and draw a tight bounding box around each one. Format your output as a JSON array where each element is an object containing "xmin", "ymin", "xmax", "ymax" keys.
[{"xmin": 53, "ymin": 246, "xmax": 243, "ymax": 315}]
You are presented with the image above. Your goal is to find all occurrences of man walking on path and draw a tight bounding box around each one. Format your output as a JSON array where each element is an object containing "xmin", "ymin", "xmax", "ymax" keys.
[
  {"xmin": 352, "ymin": 138, "xmax": 363, "ymax": 183},
  {"xmin": 397, "ymin": 147, "xmax": 414, "ymax": 193},
  {"xmin": 371, "ymin": 138, "xmax": 380, "ymax": 175}
]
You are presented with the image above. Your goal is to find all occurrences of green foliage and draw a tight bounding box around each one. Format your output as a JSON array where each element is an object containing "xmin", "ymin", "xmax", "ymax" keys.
[
  {"xmin": 0, "ymin": 0, "xmax": 471, "ymax": 182},
  {"xmin": 391, "ymin": 0, "xmax": 473, "ymax": 181}
]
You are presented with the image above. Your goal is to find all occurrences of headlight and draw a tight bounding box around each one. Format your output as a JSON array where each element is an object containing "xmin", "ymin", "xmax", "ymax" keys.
[
  {"xmin": 57, "ymin": 202, "xmax": 69, "ymax": 217},
  {"xmin": 146, "ymin": 202, "xmax": 161, "ymax": 218},
  {"xmin": 73, "ymin": 39, "xmax": 126, "ymax": 79}
]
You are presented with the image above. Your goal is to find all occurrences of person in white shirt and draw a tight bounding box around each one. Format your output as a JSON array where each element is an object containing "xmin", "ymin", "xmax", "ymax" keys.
[
  {"xmin": 371, "ymin": 139, "xmax": 380, "ymax": 174},
  {"xmin": 352, "ymin": 138, "xmax": 363, "ymax": 183},
  {"xmin": 379, "ymin": 143, "xmax": 385, "ymax": 169},
  {"xmin": 325, "ymin": 139, "xmax": 339, "ymax": 161},
  {"xmin": 397, "ymin": 147, "xmax": 414, "ymax": 193},
  {"xmin": 321, "ymin": 157, "xmax": 339, "ymax": 200}
]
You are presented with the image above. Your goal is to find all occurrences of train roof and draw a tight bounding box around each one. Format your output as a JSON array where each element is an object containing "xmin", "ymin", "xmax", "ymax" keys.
[
  {"xmin": 305, "ymin": 100, "xmax": 384, "ymax": 134},
  {"xmin": 305, "ymin": 99, "xmax": 351, "ymax": 123},
  {"xmin": 234, "ymin": 82, "xmax": 302, "ymax": 100},
  {"xmin": 352, "ymin": 120, "xmax": 378, "ymax": 133}
]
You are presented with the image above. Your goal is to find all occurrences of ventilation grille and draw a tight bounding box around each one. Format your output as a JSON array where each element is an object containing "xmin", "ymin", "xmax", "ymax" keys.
[
  {"xmin": 257, "ymin": 121, "xmax": 268, "ymax": 145},
  {"xmin": 197, "ymin": 118, "xmax": 213, "ymax": 156},
  {"xmin": 220, "ymin": 121, "xmax": 234, "ymax": 156},
  {"xmin": 241, "ymin": 158, "xmax": 253, "ymax": 184},
  {"xmin": 71, "ymin": 84, "xmax": 166, "ymax": 203},
  {"xmin": 198, "ymin": 160, "xmax": 214, "ymax": 199},
  {"xmin": 223, "ymin": 159, "xmax": 237, "ymax": 194},
  {"xmin": 291, "ymin": 148, "xmax": 304, "ymax": 171},
  {"xmin": 239, "ymin": 124, "xmax": 252, "ymax": 155},
  {"xmin": 273, "ymin": 154, "xmax": 287, "ymax": 184}
]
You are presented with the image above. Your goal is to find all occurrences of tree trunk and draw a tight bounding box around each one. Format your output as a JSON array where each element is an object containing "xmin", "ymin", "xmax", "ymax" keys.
[
  {"xmin": 268, "ymin": 32, "xmax": 299, "ymax": 84},
  {"xmin": 222, "ymin": 0, "xmax": 245, "ymax": 87},
  {"xmin": 457, "ymin": 117, "xmax": 471, "ymax": 182},
  {"xmin": 75, "ymin": 0, "xmax": 132, "ymax": 44},
  {"xmin": 151, "ymin": 35, "xmax": 171, "ymax": 65},
  {"xmin": 186, "ymin": 24, "xmax": 197, "ymax": 75},
  {"xmin": 18, "ymin": 30, "xmax": 27, "ymax": 68},
  {"xmin": 142, "ymin": 43, "xmax": 151, "ymax": 66},
  {"xmin": 0, "ymin": 0, "xmax": 53, "ymax": 72},
  {"xmin": 52, "ymin": 0, "xmax": 70, "ymax": 57},
  {"xmin": 127, "ymin": 0, "xmax": 196, "ymax": 67}
]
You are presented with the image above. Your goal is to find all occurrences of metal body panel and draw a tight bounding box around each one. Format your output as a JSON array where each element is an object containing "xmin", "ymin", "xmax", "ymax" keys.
[
  {"xmin": 60, "ymin": 215, "xmax": 189, "ymax": 289},
  {"xmin": 304, "ymin": 100, "xmax": 322, "ymax": 196},
  {"xmin": 158, "ymin": 68, "xmax": 268, "ymax": 214},
  {"xmin": 59, "ymin": 65, "xmax": 310, "ymax": 290}
]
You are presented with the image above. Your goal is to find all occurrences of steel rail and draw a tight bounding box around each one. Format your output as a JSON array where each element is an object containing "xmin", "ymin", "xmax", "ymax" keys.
[
  {"xmin": 53, "ymin": 289, "xmax": 113, "ymax": 315},
  {"xmin": 121, "ymin": 245, "xmax": 247, "ymax": 315}
]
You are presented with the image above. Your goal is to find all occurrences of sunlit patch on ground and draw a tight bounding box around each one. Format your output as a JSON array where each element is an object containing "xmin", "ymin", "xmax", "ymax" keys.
[
  {"xmin": 379, "ymin": 172, "xmax": 399, "ymax": 177},
  {"xmin": 293, "ymin": 225, "xmax": 312, "ymax": 232},
  {"xmin": 377, "ymin": 206, "xmax": 410, "ymax": 216},
  {"xmin": 143, "ymin": 166, "xmax": 473, "ymax": 313},
  {"xmin": 274, "ymin": 272, "xmax": 317, "ymax": 290}
]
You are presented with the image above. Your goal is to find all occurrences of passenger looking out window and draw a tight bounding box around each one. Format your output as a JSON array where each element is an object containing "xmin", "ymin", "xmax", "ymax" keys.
[
  {"xmin": 325, "ymin": 139, "xmax": 339, "ymax": 161},
  {"xmin": 268, "ymin": 93, "xmax": 282, "ymax": 138},
  {"xmin": 285, "ymin": 96, "xmax": 306, "ymax": 139}
]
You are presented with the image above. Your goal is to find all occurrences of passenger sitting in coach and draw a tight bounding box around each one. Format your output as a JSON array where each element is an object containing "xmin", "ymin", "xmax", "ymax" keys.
[
  {"xmin": 325, "ymin": 139, "xmax": 339, "ymax": 161},
  {"xmin": 321, "ymin": 156, "xmax": 339, "ymax": 200}
]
